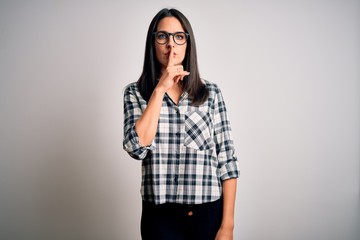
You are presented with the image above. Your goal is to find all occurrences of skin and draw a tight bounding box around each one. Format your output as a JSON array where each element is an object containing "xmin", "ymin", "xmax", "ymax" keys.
[
  {"xmin": 135, "ymin": 16, "xmax": 236, "ymax": 240},
  {"xmin": 154, "ymin": 16, "xmax": 189, "ymax": 103},
  {"xmin": 215, "ymin": 178, "xmax": 237, "ymax": 240},
  {"xmin": 135, "ymin": 17, "xmax": 189, "ymax": 146}
]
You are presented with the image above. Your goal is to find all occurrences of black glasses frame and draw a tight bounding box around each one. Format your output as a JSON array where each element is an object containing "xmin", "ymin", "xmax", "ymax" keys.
[{"xmin": 153, "ymin": 31, "xmax": 190, "ymax": 45}]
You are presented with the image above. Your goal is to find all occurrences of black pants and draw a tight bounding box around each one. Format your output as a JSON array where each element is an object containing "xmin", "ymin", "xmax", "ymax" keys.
[{"xmin": 141, "ymin": 198, "xmax": 223, "ymax": 240}]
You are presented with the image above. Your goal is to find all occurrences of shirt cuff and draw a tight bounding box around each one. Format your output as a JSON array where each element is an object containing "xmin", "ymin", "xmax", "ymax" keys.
[
  {"xmin": 219, "ymin": 160, "xmax": 240, "ymax": 181},
  {"xmin": 124, "ymin": 125, "xmax": 156, "ymax": 160}
]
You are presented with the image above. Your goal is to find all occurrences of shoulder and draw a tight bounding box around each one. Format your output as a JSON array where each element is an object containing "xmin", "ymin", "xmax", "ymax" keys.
[
  {"xmin": 124, "ymin": 81, "xmax": 137, "ymax": 91},
  {"xmin": 201, "ymin": 79, "xmax": 228, "ymax": 107},
  {"xmin": 123, "ymin": 82, "xmax": 142, "ymax": 101},
  {"xmin": 123, "ymin": 82, "xmax": 138, "ymax": 95},
  {"xmin": 202, "ymin": 79, "xmax": 222, "ymax": 95}
]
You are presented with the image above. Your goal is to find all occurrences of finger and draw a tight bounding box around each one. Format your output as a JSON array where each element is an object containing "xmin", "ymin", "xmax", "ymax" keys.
[
  {"xmin": 169, "ymin": 65, "xmax": 183, "ymax": 75},
  {"xmin": 174, "ymin": 65, "xmax": 183, "ymax": 72},
  {"xmin": 171, "ymin": 70, "xmax": 189, "ymax": 83},
  {"xmin": 172, "ymin": 69, "xmax": 189, "ymax": 77},
  {"xmin": 180, "ymin": 71, "xmax": 190, "ymax": 76},
  {"xmin": 181, "ymin": 73, "xmax": 188, "ymax": 80},
  {"xmin": 177, "ymin": 71, "xmax": 190, "ymax": 81},
  {"xmin": 167, "ymin": 47, "xmax": 174, "ymax": 67},
  {"xmin": 174, "ymin": 76, "xmax": 181, "ymax": 83}
]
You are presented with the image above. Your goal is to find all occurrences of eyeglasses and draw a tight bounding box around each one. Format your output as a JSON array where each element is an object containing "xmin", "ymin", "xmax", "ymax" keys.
[{"xmin": 153, "ymin": 31, "xmax": 189, "ymax": 45}]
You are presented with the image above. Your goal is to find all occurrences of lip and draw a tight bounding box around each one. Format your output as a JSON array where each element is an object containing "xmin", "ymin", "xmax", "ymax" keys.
[{"xmin": 166, "ymin": 52, "xmax": 176, "ymax": 56}]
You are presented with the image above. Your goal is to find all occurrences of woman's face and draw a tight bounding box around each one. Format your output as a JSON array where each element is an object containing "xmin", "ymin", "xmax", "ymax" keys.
[{"xmin": 154, "ymin": 17, "xmax": 187, "ymax": 69}]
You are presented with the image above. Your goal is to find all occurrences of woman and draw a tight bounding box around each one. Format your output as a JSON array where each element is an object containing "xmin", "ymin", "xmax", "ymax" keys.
[{"xmin": 123, "ymin": 8, "xmax": 239, "ymax": 240}]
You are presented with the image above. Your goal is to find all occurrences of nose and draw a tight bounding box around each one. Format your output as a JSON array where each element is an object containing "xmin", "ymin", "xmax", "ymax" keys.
[{"xmin": 166, "ymin": 36, "xmax": 175, "ymax": 48}]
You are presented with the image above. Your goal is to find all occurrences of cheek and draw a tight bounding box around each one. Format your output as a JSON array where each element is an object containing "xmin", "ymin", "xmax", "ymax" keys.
[
  {"xmin": 180, "ymin": 46, "xmax": 187, "ymax": 62},
  {"xmin": 155, "ymin": 45, "xmax": 166, "ymax": 64}
]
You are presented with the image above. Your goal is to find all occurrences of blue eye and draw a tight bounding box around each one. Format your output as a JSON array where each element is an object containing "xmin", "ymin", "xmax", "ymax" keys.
[
  {"xmin": 157, "ymin": 32, "xmax": 168, "ymax": 40},
  {"xmin": 175, "ymin": 34, "xmax": 184, "ymax": 40}
]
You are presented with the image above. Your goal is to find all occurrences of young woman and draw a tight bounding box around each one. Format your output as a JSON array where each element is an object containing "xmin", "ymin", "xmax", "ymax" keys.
[{"xmin": 123, "ymin": 8, "xmax": 239, "ymax": 240}]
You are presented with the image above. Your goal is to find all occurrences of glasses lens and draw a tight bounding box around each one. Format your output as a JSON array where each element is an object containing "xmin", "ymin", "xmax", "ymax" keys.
[
  {"xmin": 174, "ymin": 32, "xmax": 187, "ymax": 45},
  {"xmin": 155, "ymin": 32, "xmax": 168, "ymax": 44}
]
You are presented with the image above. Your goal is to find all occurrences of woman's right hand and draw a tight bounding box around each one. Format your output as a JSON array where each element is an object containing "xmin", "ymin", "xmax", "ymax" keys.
[{"xmin": 156, "ymin": 47, "xmax": 190, "ymax": 93}]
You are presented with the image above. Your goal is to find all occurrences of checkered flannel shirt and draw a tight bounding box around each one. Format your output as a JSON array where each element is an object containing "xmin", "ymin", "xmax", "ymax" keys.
[{"xmin": 123, "ymin": 80, "xmax": 239, "ymax": 205}]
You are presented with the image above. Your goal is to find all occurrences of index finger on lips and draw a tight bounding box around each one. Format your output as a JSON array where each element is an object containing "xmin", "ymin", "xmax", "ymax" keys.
[{"xmin": 167, "ymin": 48, "xmax": 174, "ymax": 67}]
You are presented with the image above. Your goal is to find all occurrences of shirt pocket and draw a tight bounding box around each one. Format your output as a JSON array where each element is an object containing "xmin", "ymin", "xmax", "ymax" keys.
[{"xmin": 184, "ymin": 110, "xmax": 214, "ymax": 150}]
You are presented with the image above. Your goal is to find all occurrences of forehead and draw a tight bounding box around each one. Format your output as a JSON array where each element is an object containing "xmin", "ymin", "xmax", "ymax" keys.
[{"xmin": 157, "ymin": 17, "xmax": 184, "ymax": 32}]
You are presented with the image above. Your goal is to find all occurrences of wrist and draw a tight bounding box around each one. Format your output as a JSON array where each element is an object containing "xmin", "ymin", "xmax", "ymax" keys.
[
  {"xmin": 154, "ymin": 86, "xmax": 167, "ymax": 95},
  {"xmin": 220, "ymin": 219, "xmax": 234, "ymax": 230}
]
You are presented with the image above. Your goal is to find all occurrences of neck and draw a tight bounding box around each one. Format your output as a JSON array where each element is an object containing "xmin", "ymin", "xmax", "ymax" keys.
[{"xmin": 167, "ymin": 82, "xmax": 183, "ymax": 105}]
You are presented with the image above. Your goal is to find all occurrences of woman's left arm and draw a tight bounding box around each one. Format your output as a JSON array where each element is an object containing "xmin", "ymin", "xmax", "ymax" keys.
[
  {"xmin": 211, "ymin": 84, "xmax": 239, "ymax": 240},
  {"xmin": 216, "ymin": 178, "xmax": 237, "ymax": 240}
]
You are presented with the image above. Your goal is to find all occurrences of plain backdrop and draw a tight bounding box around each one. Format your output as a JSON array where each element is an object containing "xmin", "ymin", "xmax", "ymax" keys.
[{"xmin": 0, "ymin": 0, "xmax": 359, "ymax": 239}]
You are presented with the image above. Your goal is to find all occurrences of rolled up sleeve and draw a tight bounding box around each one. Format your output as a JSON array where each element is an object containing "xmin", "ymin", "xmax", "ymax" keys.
[
  {"xmin": 213, "ymin": 86, "xmax": 240, "ymax": 181},
  {"xmin": 123, "ymin": 84, "xmax": 155, "ymax": 160}
]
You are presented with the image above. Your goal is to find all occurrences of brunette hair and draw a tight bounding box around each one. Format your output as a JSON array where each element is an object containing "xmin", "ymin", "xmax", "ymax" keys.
[{"xmin": 137, "ymin": 8, "xmax": 208, "ymax": 106}]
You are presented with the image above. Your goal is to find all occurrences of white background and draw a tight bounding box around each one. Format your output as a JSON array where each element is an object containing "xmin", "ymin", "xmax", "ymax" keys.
[{"xmin": 0, "ymin": 0, "xmax": 359, "ymax": 239}]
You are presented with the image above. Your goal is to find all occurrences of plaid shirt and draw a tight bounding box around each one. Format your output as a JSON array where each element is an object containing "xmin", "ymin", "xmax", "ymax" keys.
[{"xmin": 123, "ymin": 80, "xmax": 239, "ymax": 205}]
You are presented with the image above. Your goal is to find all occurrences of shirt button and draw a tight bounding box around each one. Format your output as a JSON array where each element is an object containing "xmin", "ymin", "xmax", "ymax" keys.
[{"xmin": 188, "ymin": 211, "xmax": 193, "ymax": 216}]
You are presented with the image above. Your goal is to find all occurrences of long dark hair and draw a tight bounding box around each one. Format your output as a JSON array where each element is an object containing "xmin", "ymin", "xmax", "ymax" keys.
[{"xmin": 137, "ymin": 8, "xmax": 208, "ymax": 106}]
